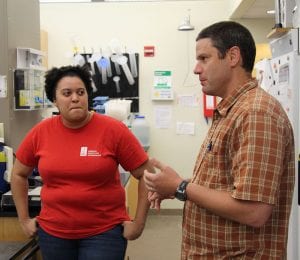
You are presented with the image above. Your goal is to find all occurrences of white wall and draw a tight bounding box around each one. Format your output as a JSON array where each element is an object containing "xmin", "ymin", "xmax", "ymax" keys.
[
  {"xmin": 236, "ymin": 18, "xmax": 274, "ymax": 43},
  {"xmin": 40, "ymin": 1, "xmax": 273, "ymax": 209}
]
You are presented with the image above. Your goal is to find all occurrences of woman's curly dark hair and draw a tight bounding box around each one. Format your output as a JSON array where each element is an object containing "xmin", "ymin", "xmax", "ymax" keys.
[{"xmin": 44, "ymin": 65, "xmax": 93, "ymax": 102}]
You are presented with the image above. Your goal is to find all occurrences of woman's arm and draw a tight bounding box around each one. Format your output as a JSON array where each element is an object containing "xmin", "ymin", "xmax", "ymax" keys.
[
  {"xmin": 123, "ymin": 159, "xmax": 155, "ymax": 240},
  {"xmin": 10, "ymin": 159, "xmax": 37, "ymax": 237}
]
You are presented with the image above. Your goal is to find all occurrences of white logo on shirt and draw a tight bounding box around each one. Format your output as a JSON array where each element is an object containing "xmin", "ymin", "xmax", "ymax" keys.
[
  {"xmin": 80, "ymin": 147, "xmax": 101, "ymax": 157},
  {"xmin": 80, "ymin": 146, "xmax": 88, "ymax": 156}
]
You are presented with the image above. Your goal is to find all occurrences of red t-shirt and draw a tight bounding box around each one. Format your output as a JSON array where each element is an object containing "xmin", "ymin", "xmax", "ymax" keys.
[{"xmin": 16, "ymin": 113, "xmax": 148, "ymax": 239}]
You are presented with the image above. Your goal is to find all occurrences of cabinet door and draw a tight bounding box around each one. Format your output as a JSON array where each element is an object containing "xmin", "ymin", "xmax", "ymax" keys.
[
  {"xmin": 126, "ymin": 178, "xmax": 138, "ymax": 218},
  {"xmin": 0, "ymin": 217, "xmax": 28, "ymax": 241}
]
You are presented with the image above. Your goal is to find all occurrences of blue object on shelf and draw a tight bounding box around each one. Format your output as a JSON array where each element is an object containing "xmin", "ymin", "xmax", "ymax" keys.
[{"xmin": 93, "ymin": 96, "xmax": 109, "ymax": 114}]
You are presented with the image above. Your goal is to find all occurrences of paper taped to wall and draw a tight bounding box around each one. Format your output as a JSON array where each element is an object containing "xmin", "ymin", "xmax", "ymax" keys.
[{"xmin": 0, "ymin": 75, "xmax": 7, "ymax": 98}]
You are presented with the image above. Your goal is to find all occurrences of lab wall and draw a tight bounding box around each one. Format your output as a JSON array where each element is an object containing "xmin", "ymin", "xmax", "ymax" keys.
[
  {"xmin": 39, "ymin": 1, "xmax": 274, "ymax": 209},
  {"xmin": 0, "ymin": 0, "xmax": 42, "ymax": 150}
]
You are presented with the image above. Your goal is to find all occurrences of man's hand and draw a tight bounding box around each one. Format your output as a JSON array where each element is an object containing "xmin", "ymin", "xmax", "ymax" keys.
[
  {"xmin": 147, "ymin": 190, "xmax": 176, "ymax": 212},
  {"xmin": 144, "ymin": 158, "xmax": 183, "ymax": 198}
]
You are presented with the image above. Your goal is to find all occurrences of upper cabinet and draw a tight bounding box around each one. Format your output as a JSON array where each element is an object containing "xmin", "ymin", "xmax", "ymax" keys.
[
  {"xmin": 16, "ymin": 48, "xmax": 45, "ymax": 70},
  {"xmin": 13, "ymin": 47, "xmax": 51, "ymax": 110}
]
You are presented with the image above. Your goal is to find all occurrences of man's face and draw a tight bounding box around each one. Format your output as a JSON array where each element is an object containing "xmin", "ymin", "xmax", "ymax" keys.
[{"xmin": 193, "ymin": 38, "xmax": 232, "ymax": 98}]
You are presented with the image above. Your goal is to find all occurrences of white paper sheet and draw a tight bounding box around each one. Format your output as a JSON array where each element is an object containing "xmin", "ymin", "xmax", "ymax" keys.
[
  {"xmin": 177, "ymin": 94, "xmax": 199, "ymax": 107},
  {"xmin": 154, "ymin": 105, "xmax": 172, "ymax": 129},
  {"xmin": 0, "ymin": 75, "xmax": 7, "ymax": 98},
  {"xmin": 176, "ymin": 122, "xmax": 195, "ymax": 135}
]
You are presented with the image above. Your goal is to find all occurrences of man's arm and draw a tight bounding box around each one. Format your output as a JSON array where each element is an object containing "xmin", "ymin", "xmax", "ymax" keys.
[
  {"xmin": 144, "ymin": 158, "xmax": 273, "ymax": 228},
  {"xmin": 186, "ymin": 182, "xmax": 273, "ymax": 227}
]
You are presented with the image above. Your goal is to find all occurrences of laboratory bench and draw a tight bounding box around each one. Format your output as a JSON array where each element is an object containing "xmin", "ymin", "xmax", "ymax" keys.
[
  {"xmin": 0, "ymin": 206, "xmax": 41, "ymax": 259},
  {"xmin": 0, "ymin": 191, "xmax": 41, "ymax": 259}
]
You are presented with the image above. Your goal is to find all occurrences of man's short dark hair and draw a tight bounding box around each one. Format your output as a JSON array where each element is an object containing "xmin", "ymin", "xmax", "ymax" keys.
[{"xmin": 196, "ymin": 21, "xmax": 256, "ymax": 73}]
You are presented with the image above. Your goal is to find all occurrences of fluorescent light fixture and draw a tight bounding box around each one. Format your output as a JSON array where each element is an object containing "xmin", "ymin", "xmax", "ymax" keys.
[
  {"xmin": 266, "ymin": 9, "xmax": 275, "ymax": 14},
  {"xmin": 39, "ymin": 0, "xmax": 91, "ymax": 3},
  {"xmin": 101, "ymin": 0, "xmax": 158, "ymax": 1}
]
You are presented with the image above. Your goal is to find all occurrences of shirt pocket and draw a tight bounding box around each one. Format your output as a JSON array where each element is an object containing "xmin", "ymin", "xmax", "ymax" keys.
[{"xmin": 199, "ymin": 142, "xmax": 233, "ymax": 190}]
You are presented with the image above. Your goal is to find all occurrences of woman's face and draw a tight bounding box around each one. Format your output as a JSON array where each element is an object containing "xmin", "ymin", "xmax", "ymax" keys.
[{"xmin": 53, "ymin": 76, "xmax": 90, "ymax": 128}]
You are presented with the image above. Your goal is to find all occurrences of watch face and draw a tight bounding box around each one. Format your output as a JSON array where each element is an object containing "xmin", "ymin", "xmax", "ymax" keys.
[
  {"xmin": 175, "ymin": 190, "xmax": 187, "ymax": 201},
  {"xmin": 175, "ymin": 180, "xmax": 188, "ymax": 201}
]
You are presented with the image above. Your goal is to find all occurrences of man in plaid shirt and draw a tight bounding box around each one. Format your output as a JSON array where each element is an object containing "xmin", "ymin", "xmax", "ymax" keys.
[{"xmin": 144, "ymin": 21, "xmax": 295, "ymax": 259}]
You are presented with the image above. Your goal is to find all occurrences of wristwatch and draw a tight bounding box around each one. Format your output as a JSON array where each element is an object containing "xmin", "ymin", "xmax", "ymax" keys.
[{"xmin": 175, "ymin": 180, "xmax": 189, "ymax": 201}]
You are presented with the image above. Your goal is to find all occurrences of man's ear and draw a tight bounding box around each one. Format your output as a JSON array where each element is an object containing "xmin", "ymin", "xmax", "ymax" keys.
[{"xmin": 227, "ymin": 46, "xmax": 241, "ymax": 67}]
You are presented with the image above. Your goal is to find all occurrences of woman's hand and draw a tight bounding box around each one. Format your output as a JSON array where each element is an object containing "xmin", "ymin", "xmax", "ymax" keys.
[
  {"xmin": 19, "ymin": 218, "xmax": 38, "ymax": 238},
  {"xmin": 122, "ymin": 220, "xmax": 145, "ymax": 240}
]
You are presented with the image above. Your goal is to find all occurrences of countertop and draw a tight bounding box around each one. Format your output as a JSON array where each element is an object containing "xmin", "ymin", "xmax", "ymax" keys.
[{"xmin": 0, "ymin": 238, "xmax": 39, "ymax": 259}]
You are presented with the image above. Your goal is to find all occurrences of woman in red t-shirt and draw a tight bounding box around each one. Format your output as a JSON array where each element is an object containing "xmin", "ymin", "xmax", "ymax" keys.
[{"xmin": 11, "ymin": 65, "xmax": 154, "ymax": 260}]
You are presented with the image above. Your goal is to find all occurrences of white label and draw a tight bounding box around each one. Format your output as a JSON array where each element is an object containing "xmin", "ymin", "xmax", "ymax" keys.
[{"xmin": 80, "ymin": 146, "xmax": 88, "ymax": 156}]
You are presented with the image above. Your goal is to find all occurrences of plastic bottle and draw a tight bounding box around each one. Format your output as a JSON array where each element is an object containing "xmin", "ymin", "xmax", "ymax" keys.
[{"xmin": 131, "ymin": 115, "xmax": 150, "ymax": 149}]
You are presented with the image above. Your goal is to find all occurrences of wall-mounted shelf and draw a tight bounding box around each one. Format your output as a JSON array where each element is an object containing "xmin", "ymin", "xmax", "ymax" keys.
[
  {"xmin": 267, "ymin": 27, "xmax": 291, "ymax": 39},
  {"xmin": 14, "ymin": 48, "xmax": 51, "ymax": 110},
  {"xmin": 16, "ymin": 48, "xmax": 46, "ymax": 71}
]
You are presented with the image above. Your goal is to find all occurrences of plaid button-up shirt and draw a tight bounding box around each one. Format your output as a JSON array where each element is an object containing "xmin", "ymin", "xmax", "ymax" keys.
[{"xmin": 182, "ymin": 79, "xmax": 295, "ymax": 259}]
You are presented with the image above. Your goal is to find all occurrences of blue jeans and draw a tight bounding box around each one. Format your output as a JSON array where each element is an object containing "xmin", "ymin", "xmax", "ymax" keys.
[{"xmin": 38, "ymin": 224, "xmax": 127, "ymax": 260}]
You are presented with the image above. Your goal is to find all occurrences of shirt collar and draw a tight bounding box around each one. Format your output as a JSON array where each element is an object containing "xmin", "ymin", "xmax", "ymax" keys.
[{"xmin": 214, "ymin": 78, "xmax": 258, "ymax": 118}]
